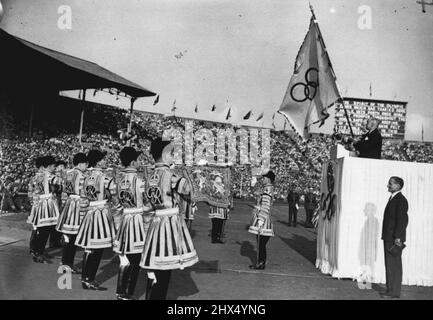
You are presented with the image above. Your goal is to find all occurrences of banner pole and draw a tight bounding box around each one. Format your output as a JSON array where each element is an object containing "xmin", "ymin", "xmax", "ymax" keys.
[
  {"xmin": 79, "ymin": 89, "xmax": 87, "ymax": 146},
  {"xmin": 309, "ymin": 3, "xmax": 355, "ymax": 138}
]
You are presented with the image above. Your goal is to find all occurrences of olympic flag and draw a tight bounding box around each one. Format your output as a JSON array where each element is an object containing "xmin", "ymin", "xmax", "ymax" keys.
[{"xmin": 278, "ymin": 14, "xmax": 341, "ymax": 139}]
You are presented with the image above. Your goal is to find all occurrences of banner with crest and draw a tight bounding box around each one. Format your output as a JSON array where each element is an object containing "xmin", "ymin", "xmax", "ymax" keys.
[
  {"xmin": 104, "ymin": 164, "xmax": 232, "ymax": 208},
  {"xmin": 176, "ymin": 165, "xmax": 232, "ymax": 209}
]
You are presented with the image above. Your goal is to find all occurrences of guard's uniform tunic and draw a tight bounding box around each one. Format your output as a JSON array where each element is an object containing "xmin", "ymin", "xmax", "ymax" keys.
[
  {"xmin": 56, "ymin": 168, "xmax": 87, "ymax": 234},
  {"xmin": 140, "ymin": 163, "xmax": 199, "ymax": 270},
  {"xmin": 248, "ymin": 184, "xmax": 274, "ymax": 237},
  {"xmin": 113, "ymin": 167, "xmax": 149, "ymax": 254},
  {"xmin": 27, "ymin": 169, "xmax": 59, "ymax": 228},
  {"xmin": 208, "ymin": 206, "xmax": 230, "ymax": 220},
  {"xmin": 209, "ymin": 206, "xmax": 230, "ymax": 243},
  {"xmin": 75, "ymin": 167, "xmax": 116, "ymax": 249}
]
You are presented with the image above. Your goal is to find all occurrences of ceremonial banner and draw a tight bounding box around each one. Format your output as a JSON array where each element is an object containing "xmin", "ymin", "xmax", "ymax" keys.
[
  {"xmin": 178, "ymin": 165, "xmax": 232, "ymax": 209},
  {"xmin": 135, "ymin": 165, "xmax": 232, "ymax": 209},
  {"xmin": 316, "ymin": 160, "xmax": 343, "ymax": 276},
  {"xmin": 278, "ymin": 16, "xmax": 340, "ymax": 139}
]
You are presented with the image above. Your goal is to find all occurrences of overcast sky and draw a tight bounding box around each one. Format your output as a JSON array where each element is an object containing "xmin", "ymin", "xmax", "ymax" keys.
[{"xmin": 1, "ymin": 0, "xmax": 433, "ymax": 140}]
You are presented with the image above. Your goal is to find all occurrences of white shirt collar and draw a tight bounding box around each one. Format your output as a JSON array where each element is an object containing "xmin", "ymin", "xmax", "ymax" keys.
[{"xmin": 390, "ymin": 190, "xmax": 401, "ymax": 199}]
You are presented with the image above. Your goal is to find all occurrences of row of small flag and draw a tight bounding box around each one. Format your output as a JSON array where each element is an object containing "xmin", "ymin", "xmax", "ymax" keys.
[{"xmin": 153, "ymin": 95, "xmax": 286, "ymax": 128}]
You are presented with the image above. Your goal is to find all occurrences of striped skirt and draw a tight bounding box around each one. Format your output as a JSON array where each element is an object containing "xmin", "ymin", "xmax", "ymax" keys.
[
  {"xmin": 27, "ymin": 194, "xmax": 59, "ymax": 228},
  {"xmin": 113, "ymin": 207, "xmax": 150, "ymax": 255},
  {"xmin": 248, "ymin": 208, "xmax": 274, "ymax": 237},
  {"xmin": 208, "ymin": 206, "xmax": 229, "ymax": 220},
  {"xmin": 56, "ymin": 195, "xmax": 84, "ymax": 235},
  {"xmin": 75, "ymin": 200, "xmax": 116, "ymax": 249},
  {"xmin": 140, "ymin": 208, "xmax": 199, "ymax": 270}
]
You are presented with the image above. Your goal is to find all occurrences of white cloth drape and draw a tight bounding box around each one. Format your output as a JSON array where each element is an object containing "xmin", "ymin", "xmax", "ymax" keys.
[{"xmin": 316, "ymin": 157, "xmax": 433, "ymax": 287}]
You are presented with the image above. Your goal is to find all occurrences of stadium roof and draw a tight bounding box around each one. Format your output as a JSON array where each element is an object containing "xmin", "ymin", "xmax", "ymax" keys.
[{"xmin": 0, "ymin": 28, "xmax": 156, "ymax": 98}]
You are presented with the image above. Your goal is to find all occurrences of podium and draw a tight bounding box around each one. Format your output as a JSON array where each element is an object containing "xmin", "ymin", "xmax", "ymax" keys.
[{"xmin": 316, "ymin": 156, "xmax": 433, "ymax": 286}]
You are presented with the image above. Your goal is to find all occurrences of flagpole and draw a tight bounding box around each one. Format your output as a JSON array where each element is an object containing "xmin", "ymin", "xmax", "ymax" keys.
[
  {"xmin": 79, "ymin": 89, "xmax": 87, "ymax": 146},
  {"xmin": 309, "ymin": 3, "xmax": 355, "ymax": 138}
]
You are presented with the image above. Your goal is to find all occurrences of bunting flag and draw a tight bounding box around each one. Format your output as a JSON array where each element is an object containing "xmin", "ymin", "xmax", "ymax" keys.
[
  {"xmin": 153, "ymin": 95, "xmax": 160, "ymax": 105},
  {"xmin": 422, "ymin": 124, "xmax": 424, "ymax": 142},
  {"xmin": 171, "ymin": 99, "xmax": 177, "ymax": 112},
  {"xmin": 211, "ymin": 104, "xmax": 216, "ymax": 112},
  {"xmin": 369, "ymin": 83, "xmax": 372, "ymax": 98},
  {"xmin": 243, "ymin": 110, "xmax": 252, "ymax": 120},
  {"xmin": 256, "ymin": 112, "xmax": 264, "ymax": 121},
  {"xmin": 194, "ymin": 104, "xmax": 198, "ymax": 113},
  {"xmin": 278, "ymin": 8, "xmax": 341, "ymax": 139},
  {"xmin": 226, "ymin": 108, "xmax": 231, "ymax": 120}
]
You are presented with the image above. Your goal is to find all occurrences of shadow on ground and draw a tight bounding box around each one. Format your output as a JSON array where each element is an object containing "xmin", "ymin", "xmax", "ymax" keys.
[
  {"xmin": 166, "ymin": 260, "xmax": 220, "ymax": 300},
  {"xmin": 236, "ymin": 240, "xmax": 256, "ymax": 265},
  {"xmin": 278, "ymin": 234, "xmax": 316, "ymax": 265}
]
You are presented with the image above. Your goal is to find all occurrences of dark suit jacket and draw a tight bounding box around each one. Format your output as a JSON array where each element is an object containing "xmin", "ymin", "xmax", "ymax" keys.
[
  {"xmin": 304, "ymin": 193, "xmax": 317, "ymax": 210},
  {"xmin": 354, "ymin": 128, "xmax": 382, "ymax": 159},
  {"xmin": 287, "ymin": 192, "xmax": 300, "ymax": 207},
  {"xmin": 381, "ymin": 192, "xmax": 409, "ymax": 243}
]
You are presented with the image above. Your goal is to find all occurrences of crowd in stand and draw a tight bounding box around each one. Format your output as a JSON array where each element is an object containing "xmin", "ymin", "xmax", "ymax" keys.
[{"xmin": 2, "ymin": 107, "xmax": 433, "ymax": 213}]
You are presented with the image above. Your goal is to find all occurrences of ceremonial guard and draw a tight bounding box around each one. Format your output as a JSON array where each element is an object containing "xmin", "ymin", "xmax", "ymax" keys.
[
  {"xmin": 140, "ymin": 137, "xmax": 199, "ymax": 300},
  {"xmin": 209, "ymin": 205, "xmax": 229, "ymax": 244},
  {"xmin": 248, "ymin": 170, "xmax": 275, "ymax": 270},
  {"xmin": 208, "ymin": 166, "xmax": 233, "ymax": 244},
  {"xmin": 75, "ymin": 150, "xmax": 116, "ymax": 291},
  {"xmin": 180, "ymin": 196, "xmax": 197, "ymax": 232},
  {"xmin": 27, "ymin": 156, "xmax": 60, "ymax": 263},
  {"xmin": 112, "ymin": 147, "xmax": 151, "ymax": 300},
  {"xmin": 48, "ymin": 160, "xmax": 67, "ymax": 248},
  {"xmin": 56, "ymin": 153, "xmax": 88, "ymax": 273}
]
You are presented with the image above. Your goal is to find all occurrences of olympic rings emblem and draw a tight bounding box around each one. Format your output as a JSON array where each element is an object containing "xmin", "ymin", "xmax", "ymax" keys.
[
  {"xmin": 321, "ymin": 163, "xmax": 337, "ymax": 221},
  {"xmin": 290, "ymin": 67, "xmax": 319, "ymax": 103}
]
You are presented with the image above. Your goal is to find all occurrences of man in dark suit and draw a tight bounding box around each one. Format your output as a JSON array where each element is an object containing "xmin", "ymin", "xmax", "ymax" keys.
[
  {"xmin": 287, "ymin": 188, "xmax": 300, "ymax": 227},
  {"xmin": 353, "ymin": 117, "xmax": 382, "ymax": 159},
  {"xmin": 381, "ymin": 176, "xmax": 408, "ymax": 299}
]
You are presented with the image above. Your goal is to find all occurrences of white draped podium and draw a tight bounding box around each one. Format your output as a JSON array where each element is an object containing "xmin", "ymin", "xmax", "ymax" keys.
[{"xmin": 316, "ymin": 157, "xmax": 433, "ymax": 286}]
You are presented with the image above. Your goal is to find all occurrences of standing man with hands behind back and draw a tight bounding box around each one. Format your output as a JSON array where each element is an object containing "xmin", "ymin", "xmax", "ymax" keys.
[{"xmin": 381, "ymin": 176, "xmax": 408, "ymax": 299}]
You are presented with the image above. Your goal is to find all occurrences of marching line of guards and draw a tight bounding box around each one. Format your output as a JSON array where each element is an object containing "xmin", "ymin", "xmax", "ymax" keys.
[{"xmin": 26, "ymin": 136, "xmax": 275, "ymax": 300}]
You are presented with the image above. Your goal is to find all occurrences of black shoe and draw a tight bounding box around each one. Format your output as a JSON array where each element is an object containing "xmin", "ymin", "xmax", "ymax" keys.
[
  {"xmin": 249, "ymin": 262, "xmax": 266, "ymax": 270},
  {"xmin": 116, "ymin": 294, "xmax": 135, "ymax": 300},
  {"xmin": 381, "ymin": 293, "xmax": 400, "ymax": 299},
  {"xmin": 82, "ymin": 280, "xmax": 107, "ymax": 291},
  {"xmin": 60, "ymin": 264, "xmax": 81, "ymax": 274},
  {"xmin": 214, "ymin": 238, "xmax": 225, "ymax": 244}
]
